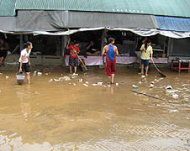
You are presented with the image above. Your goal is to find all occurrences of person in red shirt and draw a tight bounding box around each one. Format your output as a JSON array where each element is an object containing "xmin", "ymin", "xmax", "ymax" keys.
[{"xmin": 66, "ymin": 40, "xmax": 80, "ymax": 74}]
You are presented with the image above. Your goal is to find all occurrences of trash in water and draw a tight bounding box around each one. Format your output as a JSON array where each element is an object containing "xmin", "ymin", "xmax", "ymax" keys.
[
  {"xmin": 49, "ymin": 79, "xmax": 53, "ymax": 82},
  {"xmin": 83, "ymin": 84, "xmax": 89, "ymax": 87},
  {"xmin": 97, "ymin": 82, "xmax": 103, "ymax": 85},
  {"xmin": 73, "ymin": 83, "xmax": 76, "ymax": 86},
  {"xmin": 141, "ymin": 75, "xmax": 145, "ymax": 79},
  {"xmin": 151, "ymin": 81, "xmax": 155, "ymax": 84},
  {"xmin": 0, "ymin": 73, "xmax": 3, "ymax": 75},
  {"xmin": 78, "ymin": 79, "xmax": 83, "ymax": 83},
  {"xmin": 85, "ymin": 81, "xmax": 89, "ymax": 84},
  {"xmin": 150, "ymin": 84, "xmax": 154, "ymax": 88},
  {"xmin": 172, "ymin": 94, "xmax": 179, "ymax": 99},
  {"xmin": 69, "ymin": 83, "xmax": 72, "ymax": 85},
  {"xmin": 116, "ymin": 83, "xmax": 119, "ymax": 86},
  {"xmin": 72, "ymin": 73, "xmax": 78, "ymax": 76},
  {"xmin": 59, "ymin": 76, "xmax": 71, "ymax": 81},
  {"xmin": 37, "ymin": 72, "xmax": 42, "ymax": 76},
  {"xmin": 53, "ymin": 79, "xmax": 60, "ymax": 82},
  {"xmin": 139, "ymin": 81, "xmax": 142, "ymax": 84},
  {"xmin": 166, "ymin": 85, "xmax": 172, "ymax": 89},
  {"xmin": 132, "ymin": 84, "xmax": 138, "ymax": 89},
  {"xmin": 5, "ymin": 76, "xmax": 9, "ymax": 79},
  {"xmin": 92, "ymin": 82, "xmax": 103, "ymax": 86},
  {"xmin": 169, "ymin": 110, "xmax": 179, "ymax": 113},
  {"xmin": 45, "ymin": 73, "xmax": 49, "ymax": 76},
  {"xmin": 154, "ymin": 79, "xmax": 159, "ymax": 82},
  {"xmin": 33, "ymin": 71, "xmax": 37, "ymax": 76}
]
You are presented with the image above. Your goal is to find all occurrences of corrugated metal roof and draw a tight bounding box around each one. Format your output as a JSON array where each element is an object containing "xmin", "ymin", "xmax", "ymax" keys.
[
  {"xmin": 15, "ymin": 0, "xmax": 190, "ymax": 18},
  {"xmin": 0, "ymin": 0, "xmax": 16, "ymax": 16}
]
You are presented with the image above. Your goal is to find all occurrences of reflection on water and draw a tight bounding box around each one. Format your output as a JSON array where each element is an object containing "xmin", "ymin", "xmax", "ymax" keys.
[
  {"xmin": 16, "ymin": 85, "xmax": 32, "ymax": 121},
  {"xmin": 0, "ymin": 69, "xmax": 190, "ymax": 150}
]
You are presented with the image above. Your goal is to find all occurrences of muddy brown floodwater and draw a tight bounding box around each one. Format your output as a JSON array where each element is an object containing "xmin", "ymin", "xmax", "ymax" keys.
[{"xmin": 0, "ymin": 68, "xmax": 190, "ymax": 151}]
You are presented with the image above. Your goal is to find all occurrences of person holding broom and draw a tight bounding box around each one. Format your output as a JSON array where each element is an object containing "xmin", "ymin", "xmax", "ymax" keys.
[
  {"xmin": 102, "ymin": 38, "xmax": 119, "ymax": 84},
  {"xmin": 139, "ymin": 40, "xmax": 153, "ymax": 76},
  {"xmin": 66, "ymin": 40, "xmax": 80, "ymax": 75}
]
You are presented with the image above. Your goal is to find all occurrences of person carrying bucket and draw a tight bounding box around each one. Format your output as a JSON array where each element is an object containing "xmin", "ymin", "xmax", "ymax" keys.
[
  {"xmin": 102, "ymin": 38, "xmax": 119, "ymax": 84},
  {"xmin": 18, "ymin": 42, "xmax": 33, "ymax": 84}
]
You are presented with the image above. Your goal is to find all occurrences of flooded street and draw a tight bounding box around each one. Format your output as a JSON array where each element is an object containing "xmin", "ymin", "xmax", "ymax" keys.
[{"xmin": 0, "ymin": 68, "xmax": 190, "ymax": 151}]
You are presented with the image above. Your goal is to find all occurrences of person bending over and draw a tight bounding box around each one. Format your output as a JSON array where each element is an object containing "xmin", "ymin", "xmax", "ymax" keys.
[{"xmin": 19, "ymin": 42, "xmax": 33, "ymax": 84}]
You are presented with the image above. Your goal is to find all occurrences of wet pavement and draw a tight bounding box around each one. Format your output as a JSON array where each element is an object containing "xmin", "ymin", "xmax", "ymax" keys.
[{"xmin": 0, "ymin": 68, "xmax": 190, "ymax": 151}]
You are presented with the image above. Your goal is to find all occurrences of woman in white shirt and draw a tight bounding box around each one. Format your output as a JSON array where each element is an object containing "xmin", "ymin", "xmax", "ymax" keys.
[{"xmin": 19, "ymin": 42, "xmax": 33, "ymax": 84}]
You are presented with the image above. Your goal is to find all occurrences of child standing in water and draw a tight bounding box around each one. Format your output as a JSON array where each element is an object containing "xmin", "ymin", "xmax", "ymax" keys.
[
  {"xmin": 18, "ymin": 42, "xmax": 33, "ymax": 84},
  {"xmin": 102, "ymin": 38, "xmax": 119, "ymax": 84},
  {"xmin": 66, "ymin": 40, "xmax": 80, "ymax": 75}
]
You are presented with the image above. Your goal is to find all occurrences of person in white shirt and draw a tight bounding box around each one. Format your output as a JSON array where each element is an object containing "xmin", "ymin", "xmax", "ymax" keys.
[{"xmin": 19, "ymin": 42, "xmax": 33, "ymax": 84}]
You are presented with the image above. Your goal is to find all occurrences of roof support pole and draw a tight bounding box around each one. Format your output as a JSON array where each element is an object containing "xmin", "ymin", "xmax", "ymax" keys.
[
  {"xmin": 19, "ymin": 35, "xmax": 23, "ymax": 52},
  {"xmin": 62, "ymin": 35, "xmax": 70, "ymax": 66}
]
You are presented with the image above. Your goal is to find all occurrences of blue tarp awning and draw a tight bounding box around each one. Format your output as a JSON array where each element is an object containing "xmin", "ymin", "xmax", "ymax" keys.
[{"xmin": 156, "ymin": 16, "xmax": 190, "ymax": 32}]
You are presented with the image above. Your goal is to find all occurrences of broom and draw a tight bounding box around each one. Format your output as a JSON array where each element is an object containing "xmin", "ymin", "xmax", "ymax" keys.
[
  {"xmin": 151, "ymin": 59, "xmax": 166, "ymax": 77},
  {"xmin": 76, "ymin": 54, "xmax": 88, "ymax": 72}
]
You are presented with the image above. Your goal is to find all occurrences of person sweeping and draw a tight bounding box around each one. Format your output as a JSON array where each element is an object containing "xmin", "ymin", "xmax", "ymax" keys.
[
  {"xmin": 66, "ymin": 40, "xmax": 80, "ymax": 75},
  {"xmin": 139, "ymin": 40, "xmax": 153, "ymax": 76},
  {"xmin": 102, "ymin": 38, "xmax": 119, "ymax": 84}
]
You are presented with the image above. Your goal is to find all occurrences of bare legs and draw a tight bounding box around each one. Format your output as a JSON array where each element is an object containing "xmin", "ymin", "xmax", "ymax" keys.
[
  {"xmin": 140, "ymin": 64, "xmax": 149, "ymax": 76},
  {"xmin": 145, "ymin": 66, "xmax": 149, "ymax": 76},
  {"xmin": 108, "ymin": 74, "xmax": 115, "ymax": 84},
  {"xmin": 70, "ymin": 66, "xmax": 77, "ymax": 74},
  {"xmin": 26, "ymin": 72, "xmax": 30, "ymax": 84}
]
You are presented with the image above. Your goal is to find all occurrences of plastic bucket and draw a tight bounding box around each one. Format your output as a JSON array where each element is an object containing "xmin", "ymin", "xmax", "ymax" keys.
[{"xmin": 16, "ymin": 72, "xmax": 25, "ymax": 85}]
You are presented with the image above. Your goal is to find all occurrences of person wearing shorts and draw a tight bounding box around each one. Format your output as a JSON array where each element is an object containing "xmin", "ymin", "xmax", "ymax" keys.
[
  {"xmin": 19, "ymin": 42, "xmax": 33, "ymax": 84},
  {"xmin": 102, "ymin": 38, "xmax": 119, "ymax": 84},
  {"xmin": 140, "ymin": 40, "xmax": 153, "ymax": 76},
  {"xmin": 66, "ymin": 40, "xmax": 80, "ymax": 74}
]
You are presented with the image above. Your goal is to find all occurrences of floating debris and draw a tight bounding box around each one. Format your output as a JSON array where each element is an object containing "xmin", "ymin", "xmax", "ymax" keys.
[
  {"xmin": 37, "ymin": 72, "xmax": 42, "ymax": 76},
  {"xmin": 33, "ymin": 71, "xmax": 37, "ymax": 76},
  {"xmin": 59, "ymin": 76, "xmax": 71, "ymax": 81},
  {"xmin": 5, "ymin": 76, "xmax": 9, "ymax": 79},
  {"xmin": 49, "ymin": 79, "xmax": 53, "ymax": 82},
  {"xmin": 78, "ymin": 79, "xmax": 83, "ymax": 83},
  {"xmin": 169, "ymin": 110, "xmax": 179, "ymax": 113},
  {"xmin": 116, "ymin": 83, "xmax": 119, "ymax": 86},
  {"xmin": 150, "ymin": 84, "xmax": 154, "ymax": 88},
  {"xmin": 83, "ymin": 84, "xmax": 89, "ymax": 87},
  {"xmin": 92, "ymin": 82, "xmax": 103, "ymax": 86},
  {"xmin": 132, "ymin": 84, "xmax": 138, "ymax": 89},
  {"xmin": 172, "ymin": 94, "xmax": 179, "ymax": 99},
  {"xmin": 166, "ymin": 85, "xmax": 172, "ymax": 89}
]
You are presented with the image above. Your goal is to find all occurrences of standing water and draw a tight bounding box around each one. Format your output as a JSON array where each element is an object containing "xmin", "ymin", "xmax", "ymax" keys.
[{"xmin": 0, "ymin": 68, "xmax": 190, "ymax": 151}]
